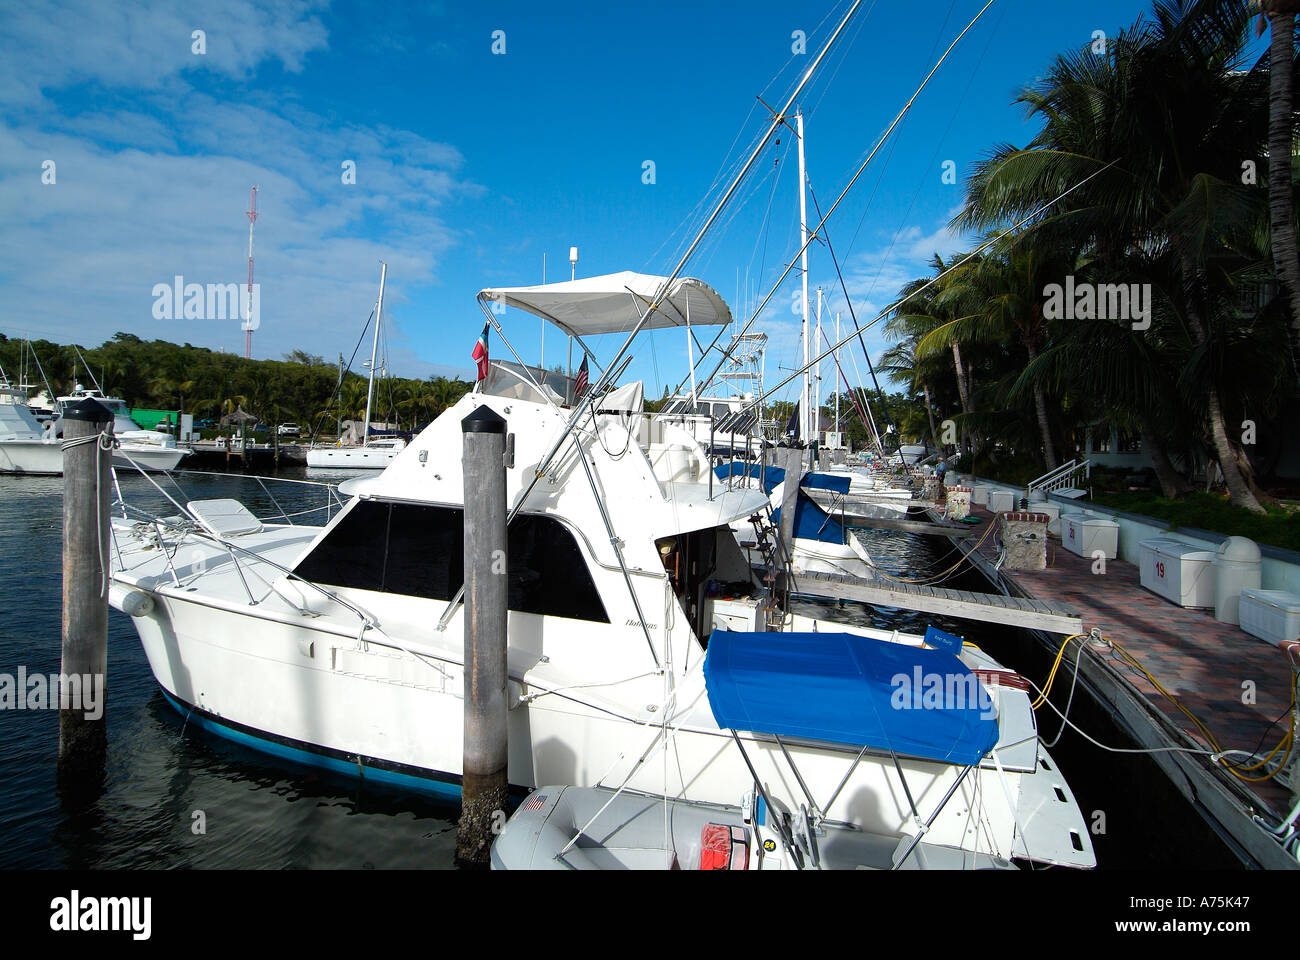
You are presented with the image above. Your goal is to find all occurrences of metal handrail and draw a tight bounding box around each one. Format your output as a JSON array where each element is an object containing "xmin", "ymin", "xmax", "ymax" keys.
[
  {"xmin": 1026, "ymin": 458, "xmax": 1091, "ymax": 496},
  {"xmin": 159, "ymin": 467, "xmax": 348, "ymax": 522},
  {"xmin": 114, "ymin": 500, "xmax": 375, "ymax": 628}
]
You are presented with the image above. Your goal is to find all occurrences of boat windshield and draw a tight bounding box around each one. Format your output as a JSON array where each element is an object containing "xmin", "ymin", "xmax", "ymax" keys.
[{"xmin": 480, "ymin": 360, "xmax": 575, "ymax": 406}]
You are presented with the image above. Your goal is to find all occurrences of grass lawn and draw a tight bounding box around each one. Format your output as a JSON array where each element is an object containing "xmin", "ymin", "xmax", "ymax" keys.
[{"xmin": 1090, "ymin": 491, "xmax": 1300, "ymax": 553}]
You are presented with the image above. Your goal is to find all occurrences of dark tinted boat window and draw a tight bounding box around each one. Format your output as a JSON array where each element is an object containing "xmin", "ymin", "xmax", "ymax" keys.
[{"xmin": 293, "ymin": 499, "xmax": 609, "ymax": 623}]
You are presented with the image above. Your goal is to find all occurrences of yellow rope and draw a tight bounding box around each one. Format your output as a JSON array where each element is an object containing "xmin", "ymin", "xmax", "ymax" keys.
[{"xmin": 1035, "ymin": 630, "xmax": 1298, "ymax": 784}]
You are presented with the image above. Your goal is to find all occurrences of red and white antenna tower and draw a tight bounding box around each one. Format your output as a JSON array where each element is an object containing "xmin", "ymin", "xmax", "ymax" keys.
[{"xmin": 242, "ymin": 185, "xmax": 259, "ymax": 359}]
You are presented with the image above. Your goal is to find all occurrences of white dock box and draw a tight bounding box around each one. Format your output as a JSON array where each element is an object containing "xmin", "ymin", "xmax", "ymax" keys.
[
  {"xmin": 1239, "ymin": 589, "xmax": 1300, "ymax": 647},
  {"xmin": 1062, "ymin": 515, "xmax": 1119, "ymax": 559},
  {"xmin": 987, "ymin": 489, "xmax": 1016, "ymax": 513},
  {"xmin": 1138, "ymin": 538, "xmax": 1216, "ymax": 608},
  {"xmin": 971, "ymin": 484, "xmax": 991, "ymax": 507},
  {"xmin": 1035, "ymin": 503, "xmax": 1062, "ymax": 536}
]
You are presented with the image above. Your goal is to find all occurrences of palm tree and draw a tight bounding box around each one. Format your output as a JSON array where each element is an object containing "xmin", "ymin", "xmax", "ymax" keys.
[
  {"xmin": 1256, "ymin": 0, "xmax": 1300, "ymax": 334},
  {"xmin": 913, "ymin": 249, "xmax": 1073, "ymax": 470},
  {"xmin": 877, "ymin": 339, "xmax": 944, "ymax": 450},
  {"xmin": 890, "ymin": 254, "xmax": 984, "ymax": 459},
  {"xmin": 953, "ymin": 2, "xmax": 1271, "ymax": 509}
]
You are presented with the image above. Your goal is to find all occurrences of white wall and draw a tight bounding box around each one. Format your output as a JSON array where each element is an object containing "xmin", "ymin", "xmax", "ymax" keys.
[{"xmin": 957, "ymin": 473, "xmax": 1300, "ymax": 594}]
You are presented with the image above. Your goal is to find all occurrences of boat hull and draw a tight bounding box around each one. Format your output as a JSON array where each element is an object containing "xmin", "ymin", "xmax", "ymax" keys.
[
  {"xmin": 114, "ymin": 445, "xmax": 189, "ymax": 472},
  {"xmin": 306, "ymin": 447, "xmax": 401, "ymax": 469},
  {"xmin": 0, "ymin": 438, "xmax": 64, "ymax": 474},
  {"xmin": 112, "ymin": 582, "xmax": 1093, "ymax": 867}
]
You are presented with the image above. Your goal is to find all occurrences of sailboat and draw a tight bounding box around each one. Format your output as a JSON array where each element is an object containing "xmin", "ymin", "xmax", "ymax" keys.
[{"xmin": 307, "ymin": 262, "xmax": 408, "ymax": 469}]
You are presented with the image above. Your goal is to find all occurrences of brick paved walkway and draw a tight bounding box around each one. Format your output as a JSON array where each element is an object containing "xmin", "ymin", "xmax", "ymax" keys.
[{"xmin": 962, "ymin": 506, "xmax": 1298, "ymax": 811}]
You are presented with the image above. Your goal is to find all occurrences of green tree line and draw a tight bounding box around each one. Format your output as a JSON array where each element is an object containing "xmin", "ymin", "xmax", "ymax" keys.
[{"xmin": 0, "ymin": 332, "xmax": 473, "ymax": 436}]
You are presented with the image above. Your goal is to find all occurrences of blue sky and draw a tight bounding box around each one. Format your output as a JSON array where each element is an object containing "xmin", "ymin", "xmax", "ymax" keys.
[{"xmin": 0, "ymin": 0, "xmax": 1237, "ymax": 405}]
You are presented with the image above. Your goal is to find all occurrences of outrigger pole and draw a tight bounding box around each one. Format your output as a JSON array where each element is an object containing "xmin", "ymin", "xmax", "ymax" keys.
[
  {"xmin": 679, "ymin": 0, "xmax": 998, "ymax": 403},
  {"xmin": 746, "ymin": 158, "xmax": 1124, "ymax": 419},
  {"xmin": 439, "ymin": 0, "xmax": 867, "ymax": 636}
]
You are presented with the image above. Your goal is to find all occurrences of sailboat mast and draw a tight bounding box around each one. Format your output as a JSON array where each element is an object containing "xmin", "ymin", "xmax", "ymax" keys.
[
  {"xmin": 797, "ymin": 108, "xmax": 810, "ymax": 445},
  {"xmin": 815, "ymin": 286, "xmax": 822, "ymax": 447},
  {"xmin": 834, "ymin": 311, "xmax": 841, "ymax": 440},
  {"xmin": 362, "ymin": 261, "xmax": 387, "ymax": 449}
]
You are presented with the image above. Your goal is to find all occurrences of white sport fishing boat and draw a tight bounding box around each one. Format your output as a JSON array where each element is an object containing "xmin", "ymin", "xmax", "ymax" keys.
[
  {"xmin": 106, "ymin": 271, "xmax": 1094, "ymax": 870},
  {"xmin": 0, "ymin": 376, "xmax": 63, "ymax": 474},
  {"xmin": 307, "ymin": 263, "xmax": 407, "ymax": 469},
  {"xmin": 56, "ymin": 386, "xmax": 191, "ymax": 472}
]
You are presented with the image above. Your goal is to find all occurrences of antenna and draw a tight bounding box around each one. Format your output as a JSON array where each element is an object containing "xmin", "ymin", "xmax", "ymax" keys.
[{"xmin": 242, "ymin": 185, "xmax": 259, "ymax": 359}]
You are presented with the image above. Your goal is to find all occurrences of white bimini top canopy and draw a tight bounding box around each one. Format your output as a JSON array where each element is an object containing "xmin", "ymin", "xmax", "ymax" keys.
[{"xmin": 479, "ymin": 271, "xmax": 732, "ymax": 338}]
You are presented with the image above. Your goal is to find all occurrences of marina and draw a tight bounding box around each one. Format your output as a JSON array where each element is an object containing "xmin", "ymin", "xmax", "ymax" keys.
[
  {"xmin": 0, "ymin": 467, "xmax": 1252, "ymax": 872},
  {"xmin": 6, "ymin": 0, "xmax": 1300, "ymax": 932}
]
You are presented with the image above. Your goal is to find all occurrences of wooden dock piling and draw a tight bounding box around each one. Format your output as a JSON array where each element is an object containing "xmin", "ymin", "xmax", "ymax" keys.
[
  {"xmin": 777, "ymin": 446, "xmax": 802, "ymax": 581},
  {"xmin": 58, "ymin": 398, "xmax": 114, "ymax": 782},
  {"xmin": 456, "ymin": 405, "xmax": 510, "ymax": 866}
]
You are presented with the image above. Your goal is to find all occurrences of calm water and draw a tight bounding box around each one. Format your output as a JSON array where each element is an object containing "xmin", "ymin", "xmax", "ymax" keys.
[
  {"xmin": 0, "ymin": 470, "xmax": 462, "ymax": 869},
  {"xmin": 0, "ymin": 472, "xmax": 1238, "ymax": 869}
]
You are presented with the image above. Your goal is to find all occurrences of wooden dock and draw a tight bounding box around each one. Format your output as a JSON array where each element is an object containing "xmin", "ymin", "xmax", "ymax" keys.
[
  {"xmin": 928, "ymin": 501, "xmax": 1300, "ymax": 869},
  {"xmin": 792, "ymin": 569, "xmax": 1084, "ymax": 634}
]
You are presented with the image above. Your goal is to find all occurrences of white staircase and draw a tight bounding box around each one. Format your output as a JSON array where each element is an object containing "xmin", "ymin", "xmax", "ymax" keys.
[{"xmin": 1027, "ymin": 458, "xmax": 1091, "ymax": 501}]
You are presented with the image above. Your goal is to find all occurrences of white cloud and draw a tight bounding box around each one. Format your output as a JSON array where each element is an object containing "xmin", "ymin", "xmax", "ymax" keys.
[
  {"xmin": 0, "ymin": 0, "xmax": 329, "ymax": 107},
  {"xmin": 0, "ymin": 0, "xmax": 479, "ymax": 376}
]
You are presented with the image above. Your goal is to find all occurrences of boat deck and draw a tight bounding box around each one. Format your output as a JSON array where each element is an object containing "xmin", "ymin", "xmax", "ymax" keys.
[{"xmin": 947, "ymin": 504, "xmax": 1298, "ymax": 822}]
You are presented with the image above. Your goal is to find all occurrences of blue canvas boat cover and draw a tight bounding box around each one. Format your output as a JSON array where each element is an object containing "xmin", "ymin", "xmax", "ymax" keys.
[
  {"xmin": 804, "ymin": 472, "xmax": 852, "ymax": 494},
  {"xmin": 714, "ymin": 461, "xmax": 784, "ymax": 495},
  {"xmin": 704, "ymin": 630, "xmax": 1000, "ymax": 766},
  {"xmin": 772, "ymin": 492, "xmax": 847, "ymax": 545}
]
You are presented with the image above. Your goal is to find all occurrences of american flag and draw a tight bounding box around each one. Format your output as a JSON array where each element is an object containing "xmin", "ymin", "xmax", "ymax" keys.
[
  {"xmin": 573, "ymin": 354, "xmax": 589, "ymax": 399},
  {"xmin": 471, "ymin": 322, "xmax": 490, "ymax": 382},
  {"xmin": 522, "ymin": 793, "xmax": 548, "ymax": 811}
]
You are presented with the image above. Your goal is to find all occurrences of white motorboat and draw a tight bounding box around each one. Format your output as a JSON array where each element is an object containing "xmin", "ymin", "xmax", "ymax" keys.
[
  {"xmin": 0, "ymin": 378, "xmax": 63, "ymax": 475},
  {"xmin": 715, "ymin": 460, "xmax": 875, "ymax": 579},
  {"xmin": 55, "ymin": 386, "xmax": 191, "ymax": 472},
  {"xmin": 106, "ymin": 271, "xmax": 1095, "ymax": 870}
]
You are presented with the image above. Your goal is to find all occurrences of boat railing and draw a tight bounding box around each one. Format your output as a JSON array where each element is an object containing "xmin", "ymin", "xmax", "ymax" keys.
[
  {"xmin": 125, "ymin": 464, "xmax": 349, "ymax": 526},
  {"xmin": 114, "ymin": 501, "xmax": 378, "ymax": 629},
  {"xmin": 108, "ymin": 462, "xmax": 377, "ymax": 632}
]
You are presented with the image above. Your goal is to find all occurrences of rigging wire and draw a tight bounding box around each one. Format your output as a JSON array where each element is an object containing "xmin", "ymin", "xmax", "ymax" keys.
[
  {"xmin": 807, "ymin": 180, "xmax": 907, "ymax": 454},
  {"xmin": 679, "ymin": 0, "xmax": 1000, "ymax": 403},
  {"xmin": 751, "ymin": 155, "xmax": 1123, "ymax": 411},
  {"xmin": 847, "ymin": 0, "xmax": 1006, "ymax": 313},
  {"xmin": 308, "ymin": 308, "xmax": 374, "ymax": 445}
]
